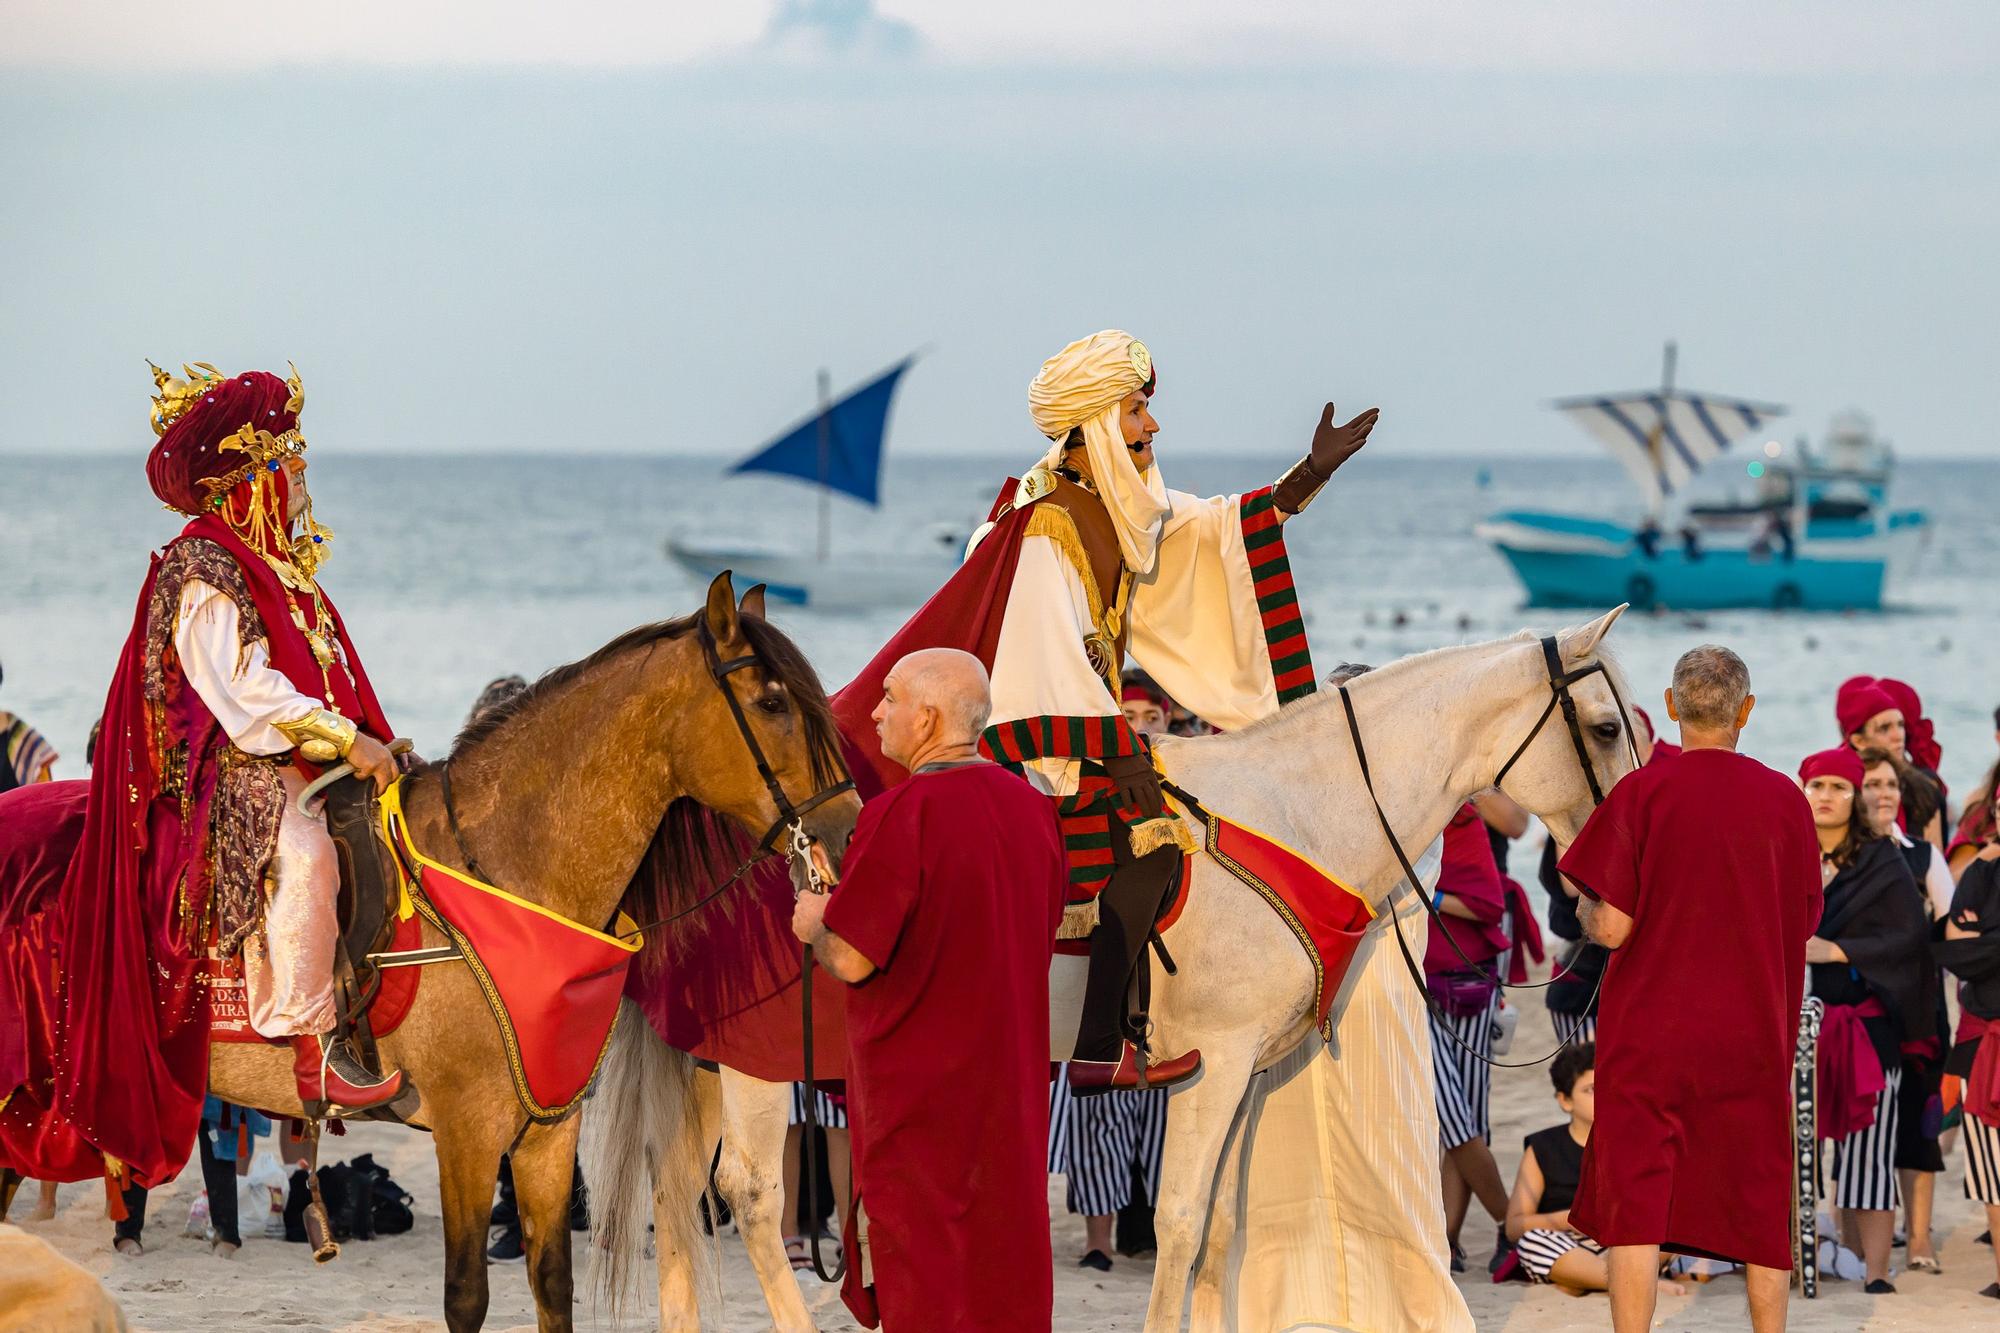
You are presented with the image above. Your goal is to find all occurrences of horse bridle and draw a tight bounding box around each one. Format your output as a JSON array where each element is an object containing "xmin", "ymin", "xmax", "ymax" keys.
[
  {"xmin": 698, "ymin": 624, "xmax": 855, "ymax": 874},
  {"xmin": 434, "ymin": 624, "xmax": 855, "ymax": 933},
  {"xmin": 1339, "ymin": 633, "xmax": 1638, "ymax": 1069}
]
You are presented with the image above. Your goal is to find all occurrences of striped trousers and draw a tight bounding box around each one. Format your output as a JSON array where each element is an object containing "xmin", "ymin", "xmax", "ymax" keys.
[
  {"xmin": 1550, "ymin": 1010, "xmax": 1597, "ymax": 1045},
  {"xmin": 1830, "ymin": 1067, "xmax": 1901, "ymax": 1211},
  {"xmin": 1429, "ymin": 998, "xmax": 1496, "ymax": 1149},
  {"xmin": 788, "ymin": 1083, "xmax": 847, "ymax": 1130},
  {"xmin": 1965, "ymin": 1107, "xmax": 2000, "ymax": 1206},
  {"xmin": 1048, "ymin": 1068, "xmax": 1167, "ymax": 1216}
]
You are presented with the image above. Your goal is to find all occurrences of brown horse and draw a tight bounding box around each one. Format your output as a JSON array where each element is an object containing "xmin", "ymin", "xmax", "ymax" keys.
[{"xmin": 77, "ymin": 572, "xmax": 855, "ymax": 1332}]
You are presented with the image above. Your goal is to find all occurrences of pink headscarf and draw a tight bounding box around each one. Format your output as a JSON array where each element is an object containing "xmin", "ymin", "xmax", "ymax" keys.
[
  {"xmin": 1877, "ymin": 678, "xmax": 1941, "ymax": 772},
  {"xmin": 1835, "ymin": 677, "xmax": 1900, "ymax": 742},
  {"xmin": 1799, "ymin": 747, "xmax": 1866, "ymax": 789}
]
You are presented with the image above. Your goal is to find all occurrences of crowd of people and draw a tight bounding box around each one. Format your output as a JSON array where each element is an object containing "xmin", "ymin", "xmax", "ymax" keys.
[{"xmin": 6, "ymin": 335, "xmax": 2000, "ymax": 1333}]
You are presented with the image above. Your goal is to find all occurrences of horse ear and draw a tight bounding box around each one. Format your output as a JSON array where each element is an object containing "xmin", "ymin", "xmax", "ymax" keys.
[
  {"xmin": 704, "ymin": 571, "xmax": 742, "ymax": 645},
  {"xmin": 738, "ymin": 583, "xmax": 768, "ymax": 622},
  {"xmin": 1558, "ymin": 603, "xmax": 1628, "ymax": 662}
]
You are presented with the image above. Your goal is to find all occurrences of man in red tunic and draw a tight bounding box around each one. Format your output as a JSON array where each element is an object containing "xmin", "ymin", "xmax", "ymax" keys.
[
  {"xmin": 792, "ymin": 648, "xmax": 1064, "ymax": 1330},
  {"xmin": 1558, "ymin": 644, "xmax": 1821, "ymax": 1333}
]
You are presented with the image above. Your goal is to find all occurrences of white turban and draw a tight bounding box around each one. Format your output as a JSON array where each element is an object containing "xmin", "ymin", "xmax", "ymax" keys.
[{"xmin": 1023, "ymin": 330, "xmax": 1169, "ymax": 575}]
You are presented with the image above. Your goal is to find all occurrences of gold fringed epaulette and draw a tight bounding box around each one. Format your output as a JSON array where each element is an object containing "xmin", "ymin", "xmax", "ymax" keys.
[
  {"xmin": 1129, "ymin": 814, "xmax": 1199, "ymax": 859},
  {"xmin": 1024, "ymin": 504, "xmax": 1105, "ymax": 627}
]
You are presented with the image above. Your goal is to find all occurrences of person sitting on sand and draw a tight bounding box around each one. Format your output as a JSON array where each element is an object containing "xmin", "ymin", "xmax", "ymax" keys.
[{"xmin": 1504, "ymin": 1042, "xmax": 1613, "ymax": 1291}]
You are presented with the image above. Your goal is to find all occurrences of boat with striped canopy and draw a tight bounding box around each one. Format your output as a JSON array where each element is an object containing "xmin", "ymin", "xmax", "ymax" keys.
[{"xmin": 1476, "ymin": 343, "xmax": 1927, "ymax": 611}]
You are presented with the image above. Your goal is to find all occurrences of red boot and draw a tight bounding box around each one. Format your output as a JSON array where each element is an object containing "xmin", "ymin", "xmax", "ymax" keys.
[
  {"xmin": 292, "ymin": 1032, "xmax": 405, "ymax": 1112},
  {"xmin": 1066, "ymin": 1041, "xmax": 1202, "ymax": 1096}
]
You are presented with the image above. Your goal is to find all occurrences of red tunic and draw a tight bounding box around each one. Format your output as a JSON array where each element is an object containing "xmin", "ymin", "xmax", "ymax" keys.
[
  {"xmin": 823, "ymin": 762, "xmax": 1064, "ymax": 1331},
  {"xmin": 1557, "ymin": 748, "xmax": 1821, "ymax": 1269}
]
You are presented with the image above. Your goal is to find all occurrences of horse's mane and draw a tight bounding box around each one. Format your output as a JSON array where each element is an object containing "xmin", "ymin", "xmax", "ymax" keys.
[{"xmin": 449, "ymin": 609, "xmax": 846, "ymax": 969}]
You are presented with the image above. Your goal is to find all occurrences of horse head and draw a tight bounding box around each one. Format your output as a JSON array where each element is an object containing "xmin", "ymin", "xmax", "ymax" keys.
[
  {"xmin": 680, "ymin": 571, "xmax": 862, "ymax": 869},
  {"xmin": 1484, "ymin": 604, "xmax": 1637, "ymax": 850}
]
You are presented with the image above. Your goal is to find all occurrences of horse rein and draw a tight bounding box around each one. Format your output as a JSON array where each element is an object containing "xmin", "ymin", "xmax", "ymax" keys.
[
  {"xmin": 699, "ymin": 622, "xmax": 854, "ymax": 1283},
  {"xmin": 1339, "ymin": 634, "xmax": 1638, "ymax": 1070}
]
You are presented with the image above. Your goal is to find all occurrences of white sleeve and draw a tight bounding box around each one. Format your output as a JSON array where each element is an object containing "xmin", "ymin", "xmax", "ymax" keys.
[
  {"xmin": 1128, "ymin": 488, "xmax": 1280, "ymax": 732},
  {"xmin": 986, "ymin": 536, "xmax": 1121, "ymax": 801},
  {"xmin": 173, "ymin": 580, "xmax": 322, "ymax": 756},
  {"xmin": 1924, "ymin": 845, "xmax": 1955, "ymax": 921}
]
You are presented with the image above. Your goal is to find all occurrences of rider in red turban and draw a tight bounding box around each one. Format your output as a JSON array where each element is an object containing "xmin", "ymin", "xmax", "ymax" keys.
[{"xmin": 2, "ymin": 362, "xmax": 404, "ymax": 1195}]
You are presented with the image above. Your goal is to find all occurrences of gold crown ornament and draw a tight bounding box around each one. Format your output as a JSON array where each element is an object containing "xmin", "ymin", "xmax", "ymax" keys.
[
  {"xmin": 147, "ymin": 360, "xmax": 227, "ymax": 436},
  {"xmin": 198, "ymin": 362, "xmax": 311, "ymax": 503}
]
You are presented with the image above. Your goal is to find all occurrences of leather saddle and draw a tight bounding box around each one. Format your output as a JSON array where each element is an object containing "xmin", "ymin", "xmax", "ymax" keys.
[{"xmin": 317, "ymin": 774, "xmax": 427, "ymax": 1121}]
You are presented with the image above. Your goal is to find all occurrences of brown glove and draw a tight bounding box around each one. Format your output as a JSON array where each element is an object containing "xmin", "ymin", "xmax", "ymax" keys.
[
  {"xmin": 1275, "ymin": 403, "xmax": 1380, "ymax": 515},
  {"xmin": 1310, "ymin": 403, "xmax": 1380, "ymax": 478},
  {"xmin": 1101, "ymin": 751, "xmax": 1164, "ymax": 819}
]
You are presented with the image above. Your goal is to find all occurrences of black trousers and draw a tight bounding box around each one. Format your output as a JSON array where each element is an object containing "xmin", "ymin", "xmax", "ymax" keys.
[
  {"xmin": 1072, "ymin": 835, "xmax": 1180, "ymax": 1064},
  {"xmin": 116, "ymin": 1120, "xmax": 240, "ymax": 1246}
]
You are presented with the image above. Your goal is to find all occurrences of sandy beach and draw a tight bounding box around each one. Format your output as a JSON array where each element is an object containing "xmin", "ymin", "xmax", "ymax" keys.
[{"xmin": 5, "ymin": 975, "xmax": 1987, "ymax": 1332}]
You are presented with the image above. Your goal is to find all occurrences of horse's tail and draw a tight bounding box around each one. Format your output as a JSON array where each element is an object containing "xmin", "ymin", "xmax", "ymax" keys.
[{"xmin": 581, "ymin": 999, "xmax": 714, "ymax": 1321}]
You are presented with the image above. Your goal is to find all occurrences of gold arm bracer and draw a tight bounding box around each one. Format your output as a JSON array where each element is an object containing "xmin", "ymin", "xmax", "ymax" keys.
[
  {"xmin": 1271, "ymin": 456, "xmax": 1330, "ymax": 516},
  {"xmin": 273, "ymin": 709, "xmax": 358, "ymax": 765}
]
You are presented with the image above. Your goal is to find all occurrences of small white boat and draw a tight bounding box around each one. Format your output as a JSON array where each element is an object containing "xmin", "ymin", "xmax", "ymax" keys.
[{"xmin": 666, "ymin": 356, "xmax": 959, "ymax": 610}]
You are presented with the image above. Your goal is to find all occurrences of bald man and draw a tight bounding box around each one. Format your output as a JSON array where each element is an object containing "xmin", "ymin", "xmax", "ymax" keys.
[{"xmin": 792, "ymin": 649, "xmax": 1066, "ymax": 1331}]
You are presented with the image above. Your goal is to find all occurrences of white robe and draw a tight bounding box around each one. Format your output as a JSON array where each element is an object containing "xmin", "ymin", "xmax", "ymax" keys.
[
  {"xmin": 1194, "ymin": 841, "xmax": 1475, "ymax": 1333},
  {"xmin": 175, "ymin": 580, "xmax": 338, "ymax": 1039}
]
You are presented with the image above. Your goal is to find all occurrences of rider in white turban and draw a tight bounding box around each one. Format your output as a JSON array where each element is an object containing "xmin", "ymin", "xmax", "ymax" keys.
[{"xmin": 843, "ymin": 328, "xmax": 1378, "ymax": 1095}]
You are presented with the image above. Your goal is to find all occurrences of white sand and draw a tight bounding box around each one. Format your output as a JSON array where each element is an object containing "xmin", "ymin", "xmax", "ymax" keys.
[{"xmin": 13, "ymin": 980, "xmax": 1997, "ymax": 1330}]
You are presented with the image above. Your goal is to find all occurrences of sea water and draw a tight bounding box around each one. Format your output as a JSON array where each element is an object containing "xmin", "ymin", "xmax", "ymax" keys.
[{"xmin": 3, "ymin": 452, "xmax": 1994, "ymax": 807}]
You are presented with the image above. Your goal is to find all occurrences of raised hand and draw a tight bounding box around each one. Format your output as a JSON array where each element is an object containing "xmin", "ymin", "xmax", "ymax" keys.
[{"xmin": 1308, "ymin": 403, "xmax": 1380, "ymax": 479}]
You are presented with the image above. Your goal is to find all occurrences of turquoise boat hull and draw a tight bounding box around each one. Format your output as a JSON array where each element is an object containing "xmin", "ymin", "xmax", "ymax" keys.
[{"xmin": 1477, "ymin": 509, "xmax": 1927, "ymax": 611}]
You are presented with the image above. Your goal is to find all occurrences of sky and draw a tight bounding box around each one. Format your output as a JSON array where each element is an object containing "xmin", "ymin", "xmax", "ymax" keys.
[{"xmin": 2, "ymin": 2, "xmax": 1995, "ymax": 462}]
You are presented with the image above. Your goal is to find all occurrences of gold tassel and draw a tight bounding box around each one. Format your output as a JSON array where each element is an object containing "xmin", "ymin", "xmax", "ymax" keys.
[
  {"xmin": 1024, "ymin": 505, "xmax": 1106, "ymax": 626},
  {"xmin": 1055, "ymin": 900, "xmax": 1099, "ymax": 940},
  {"xmin": 1128, "ymin": 814, "xmax": 1198, "ymax": 859}
]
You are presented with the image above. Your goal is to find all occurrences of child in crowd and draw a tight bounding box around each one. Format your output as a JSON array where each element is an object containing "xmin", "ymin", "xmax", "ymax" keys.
[{"xmin": 1503, "ymin": 1042, "xmax": 1605, "ymax": 1290}]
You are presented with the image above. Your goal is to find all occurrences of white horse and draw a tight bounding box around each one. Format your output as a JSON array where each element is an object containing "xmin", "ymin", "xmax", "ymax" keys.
[{"xmin": 582, "ymin": 608, "xmax": 1636, "ymax": 1331}]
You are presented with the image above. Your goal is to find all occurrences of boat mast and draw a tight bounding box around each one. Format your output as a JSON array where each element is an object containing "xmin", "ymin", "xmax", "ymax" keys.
[{"xmin": 816, "ymin": 367, "xmax": 832, "ymax": 562}]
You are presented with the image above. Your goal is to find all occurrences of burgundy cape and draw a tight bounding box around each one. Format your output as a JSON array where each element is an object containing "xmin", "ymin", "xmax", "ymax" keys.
[
  {"xmin": 1424, "ymin": 804, "xmax": 1509, "ymax": 973},
  {"xmin": 0, "ymin": 517, "xmax": 390, "ymax": 1186},
  {"xmin": 823, "ymin": 763, "xmax": 1064, "ymax": 1331},
  {"xmin": 1557, "ymin": 748, "xmax": 1822, "ymax": 1269}
]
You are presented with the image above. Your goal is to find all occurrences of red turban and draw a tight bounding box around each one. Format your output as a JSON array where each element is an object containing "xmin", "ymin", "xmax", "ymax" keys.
[
  {"xmin": 1834, "ymin": 677, "xmax": 1900, "ymax": 742},
  {"xmin": 1799, "ymin": 747, "xmax": 1866, "ymax": 789},
  {"xmin": 146, "ymin": 366, "xmax": 300, "ymax": 516},
  {"xmin": 1878, "ymin": 677, "xmax": 1941, "ymax": 771},
  {"xmin": 1121, "ymin": 680, "xmax": 1172, "ymax": 714}
]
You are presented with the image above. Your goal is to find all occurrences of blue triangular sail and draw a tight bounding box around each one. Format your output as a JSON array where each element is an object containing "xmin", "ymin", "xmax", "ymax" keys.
[{"xmin": 730, "ymin": 357, "xmax": 915, "ymax": 506}]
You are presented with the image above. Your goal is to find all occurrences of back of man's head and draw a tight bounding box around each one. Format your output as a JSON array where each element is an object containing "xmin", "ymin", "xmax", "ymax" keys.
[
  {"xmin": 1671, "ymin": 645, "xmax": 1751, "ymax": 735},
  {"xmin": 897, "ymin": 648, "xmax": 992, "ymax": 745}
]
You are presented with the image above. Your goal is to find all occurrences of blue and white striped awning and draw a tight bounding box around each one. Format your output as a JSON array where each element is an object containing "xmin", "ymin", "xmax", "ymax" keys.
[{"xmin": 1553, "ymin": 389, "xmax": 1786, "ymax": 511}]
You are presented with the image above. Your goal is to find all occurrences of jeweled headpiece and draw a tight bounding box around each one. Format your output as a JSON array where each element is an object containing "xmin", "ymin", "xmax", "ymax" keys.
[
  {"xmin": 148, "ymin": 361, "xmax": 228, "ymax": 436},
  {"xmin": 144, "ymin": 359, "xmax": 332, "ymax": 580}
]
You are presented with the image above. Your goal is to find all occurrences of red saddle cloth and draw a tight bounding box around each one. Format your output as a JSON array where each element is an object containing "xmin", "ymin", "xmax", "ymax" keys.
[
  {"xmin": 1186, "ymin": 814, "xmax": 1374, "ymax": 1041},
  {"xmin": 383, "ymin": 784, "xmax": 641, "ymax": 1122}
]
